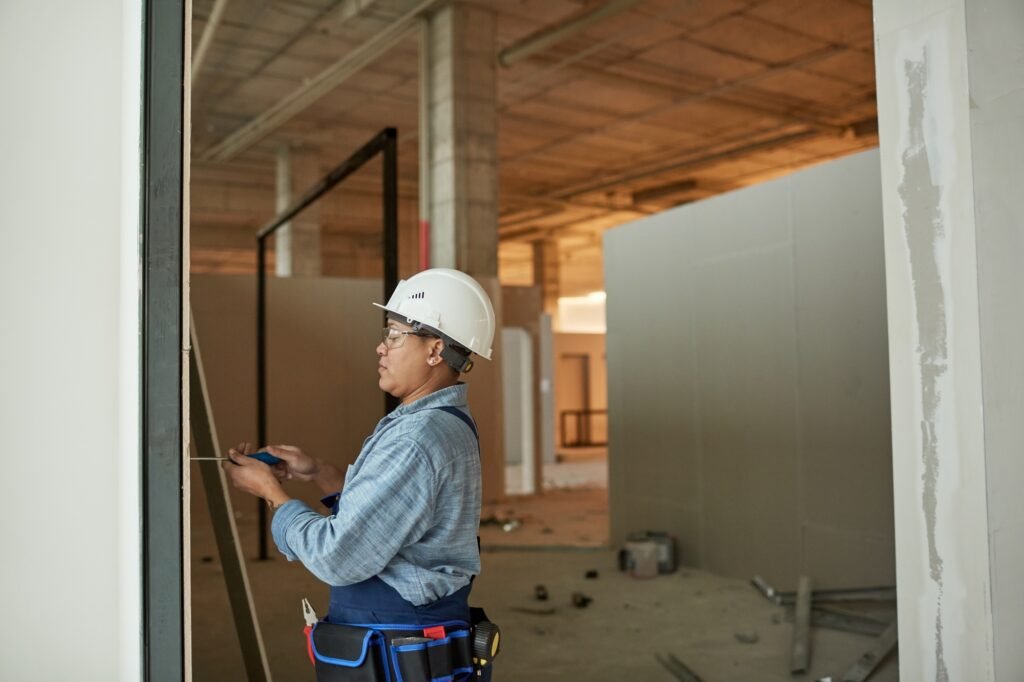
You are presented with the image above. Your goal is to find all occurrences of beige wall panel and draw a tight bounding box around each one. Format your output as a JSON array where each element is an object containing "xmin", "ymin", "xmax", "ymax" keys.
[
  {"xmin": 463, "ymin": 277, "xmax": 505, "ymax": 503},
  {"xmin": 553, "ymin": 333, "xmax": 608, "ymax": 446},
  {"xmin": 191, "ymin": 275, "xmax": 384, "ymax": 505},
  {"xmin": 502, "ymin": 285, "xmax": 547, "ymax": 492}
]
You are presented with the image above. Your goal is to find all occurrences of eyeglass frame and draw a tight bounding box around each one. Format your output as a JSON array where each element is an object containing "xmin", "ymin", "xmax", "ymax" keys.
[{"xmin": 380, "ymin": 326, "xmax": 437, "ymax": 349}]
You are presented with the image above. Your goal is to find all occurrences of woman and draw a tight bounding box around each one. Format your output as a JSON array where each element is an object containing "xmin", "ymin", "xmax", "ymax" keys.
[{"xmin": 224, "ymin": 267, "xmax": 496, "ymax": 681}]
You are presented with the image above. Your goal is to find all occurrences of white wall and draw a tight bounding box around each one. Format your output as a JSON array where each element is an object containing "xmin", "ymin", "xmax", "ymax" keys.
[
  {"xmin": 604, "ymin": 150, "xmax": 894, "ymax": 589},
  {"xmin": 0, "ymin": 2, "xmax": 143, "ymax": 679},
  {"xmin": 501, "ymin": 328, "xmax": 535, "ymax": 493},
  {"xmin": 874, "ymin": 1, "xmax": 1024, "ymax": 678}
]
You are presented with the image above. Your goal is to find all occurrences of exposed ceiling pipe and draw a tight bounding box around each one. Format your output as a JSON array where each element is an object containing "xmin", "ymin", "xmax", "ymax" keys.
[
  {"xmin": 497, "ymin": 0, "xmax": 643, "ymax": 68},
  {"xmin": 201, "ymin": 0, "xmax": 441, "ymax": 162},
  {"xmin": 191, "ymin": 0, "xmax": 231, "ymax": 85}
]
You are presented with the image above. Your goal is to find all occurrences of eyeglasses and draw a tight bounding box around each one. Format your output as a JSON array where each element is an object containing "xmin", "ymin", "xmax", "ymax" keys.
[{"xmin": 381, "ymin": 327, "xmax": 434, "ymax": 349}]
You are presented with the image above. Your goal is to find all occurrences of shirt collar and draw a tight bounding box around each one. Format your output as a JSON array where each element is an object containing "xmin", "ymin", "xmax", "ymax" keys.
[{"xmin": 390, "ymin": 383, "xmax": 468, "ymax": 417}]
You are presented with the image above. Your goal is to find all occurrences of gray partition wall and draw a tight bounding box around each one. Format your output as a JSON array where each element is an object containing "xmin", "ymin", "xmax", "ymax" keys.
[{"xmin": 604, "ymin": 150, "xmax": 894, "ymax": 589}]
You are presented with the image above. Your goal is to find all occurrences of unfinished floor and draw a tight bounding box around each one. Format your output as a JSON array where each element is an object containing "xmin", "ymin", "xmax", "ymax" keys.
[{"xmin": 191, "ymin": 470, "xmax": 898, "ymax": 681}]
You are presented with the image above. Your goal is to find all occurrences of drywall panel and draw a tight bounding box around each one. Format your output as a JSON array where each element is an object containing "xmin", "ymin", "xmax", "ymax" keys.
[
  {"xmin": 502, "ymin": 328, "xmax": 535, "ymax": 494},
  {"xmin": 790, "ymin": 154, "xmax": 895, "ymax": 554},
  {"xmin": 538, "ymin": 315, "xmax": 557, "ymax": 466},
  {"xmin": 191, "ymin": 276, "xmax": 383, "ymax": 501},
  {"xmin": 605, "ymin": 149, "xmax": 893, "ymax": 589},
  {"xmin": 502, "ymin": 285, "xmax": 549, "ymax": 486},
  {"xmin": 464, "ymin": 277, "xmax": 506, "ymax": 503},
  {"xmin": 874, "ymin": 2, "xmax": 1024, "ymax": 676},
  {"xmin": 0, "ymin": 1, "xmax": 145, "ymax": 678},
  {"xmin": 695, "ymin": 243, "xmax": 802, "ymax": 585},
  {"xmin": 965, "ymin": 2, "xmax": 1024, "ymax": 676}
]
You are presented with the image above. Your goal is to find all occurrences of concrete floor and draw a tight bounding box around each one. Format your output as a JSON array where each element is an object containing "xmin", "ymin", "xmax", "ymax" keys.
[
  {"xmin": 506, "ymin": 448, "xmax": 609, "ymax": 495},
  {"xmin": 481, "ymin": 487, "xmax": 609, "ymax": 548},
  {"xmin": 190, "ymin": 468, "xmax": 897, "ymax": 681}
]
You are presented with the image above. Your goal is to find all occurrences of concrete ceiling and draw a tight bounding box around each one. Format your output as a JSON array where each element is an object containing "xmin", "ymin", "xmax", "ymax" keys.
[{"xmin": 189, "ymin": 0, "xmax": 878, "ymax": 293}]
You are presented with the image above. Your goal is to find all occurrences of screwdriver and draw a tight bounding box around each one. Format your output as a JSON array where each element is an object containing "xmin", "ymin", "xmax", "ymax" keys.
[{"xmin": 190, "ymin": 451, "xmax": 283, "ymax": 465}]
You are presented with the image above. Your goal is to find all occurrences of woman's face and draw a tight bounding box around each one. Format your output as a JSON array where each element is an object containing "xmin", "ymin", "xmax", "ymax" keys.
[{"xmin": 376, "ymin": 319, "xmax": 438, "ymax": 398}]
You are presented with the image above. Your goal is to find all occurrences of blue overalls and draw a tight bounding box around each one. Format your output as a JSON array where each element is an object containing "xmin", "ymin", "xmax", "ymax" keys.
[{"xmin": 319, "ymin": 406, "xmax": 493, "ymax": 682}]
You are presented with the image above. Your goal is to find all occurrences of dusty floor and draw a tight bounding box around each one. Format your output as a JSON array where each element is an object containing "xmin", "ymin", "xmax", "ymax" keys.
[
  {"xmin": 191, "ymin": 465, "xmax": 898, "ymax": 681},
  {"xmin": 481, "ymin": 487, "xmax": 609, "ymax": 548}
]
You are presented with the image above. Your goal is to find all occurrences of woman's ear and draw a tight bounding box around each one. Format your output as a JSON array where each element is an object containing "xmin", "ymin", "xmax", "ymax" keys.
[{"xmin": 428, "ymin": 339, "xmax": 445, "ymax": 366}]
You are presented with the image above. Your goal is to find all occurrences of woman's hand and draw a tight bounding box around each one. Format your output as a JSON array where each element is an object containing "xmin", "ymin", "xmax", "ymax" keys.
[
  {"xmin": 223, "ymin": 447, "xmax": 290, "ymax": 508},
  {"xmin": 262, "ymin": 445, "xmax": 320, "ymax": 482},
  {"xmin": 234, "ymin": 441, "xmax": 292, "ymax": 481},
  {"xmin": 262, "ymin": 444, "xmax": 345, "ymax": 495}
]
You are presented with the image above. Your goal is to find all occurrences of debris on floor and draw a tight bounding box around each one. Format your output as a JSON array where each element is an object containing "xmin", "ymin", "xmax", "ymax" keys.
[
  {"xmin": 480, "ymin": 513, "xmax": 524, "ymax": 533},
  {"xmin": 585, "ymin": 569, "xmax": 599, "ymax": 579},
  {"xmin": 784, "ymin": 605, "xmax": 892, "ymax": 637},
  {"xmin": 791, "ymin": 575, "xmax": 813, "ymax": 674},
  {"xmin": 734, "ymin": 630, "xmax": 760, "ymax": 644},
  {"xmin": 751, "ymin": 574, "xmax": 776, "ymax": 601},
  {"xmin": 510, "ymin": 606, "xmax": 557, "ymax": 616},
  {"xmin": 751, "ymin": 574, "xmax": 898, "ymax": 681},
  {"xmin": 571, "ymin": 591, "xmax": 593, "ymax": 608},
  {"xmin": 839, "ymin": 621, "xmax": 898, "ymax": 682},
  {"xmin": 619, "ymin": 530, "xmax": 677, "ymax": 578},
  {"xmin": 479, "ymin": 488, "xmax": 608, "ymax": 548},
  {"xmin": 534, "ymin": 584, "xmax": 548, "ymax": 601},
  {"xmin": 654, "ymin": 652, "xmax": 703, "ymax": 682}
]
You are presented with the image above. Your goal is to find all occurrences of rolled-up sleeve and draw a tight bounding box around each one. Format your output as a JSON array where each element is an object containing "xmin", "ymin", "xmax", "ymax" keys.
[{"xmin": 270, "ymin": 437, "xmax": 437, "ymax": 586}]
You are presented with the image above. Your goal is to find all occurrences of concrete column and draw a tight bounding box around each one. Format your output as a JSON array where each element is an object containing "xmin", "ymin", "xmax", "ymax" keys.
[
  {"xmin": 532, "ymin": 239, "xmax": 560, "ymax": 318},
  {"xmin": 423, "ymin": 1, "xmax": 498, "ymax": 275},
  {"xmin": 874, "ymin": 1, "xmax": 1024, "ymax": 679},
  {"xmin": 274, "ymin": 144, "xmax": 322, "ymax": 277},
  {"xmin": 422, "ymin": 2, "xmax": 503, "ymax": 502}
]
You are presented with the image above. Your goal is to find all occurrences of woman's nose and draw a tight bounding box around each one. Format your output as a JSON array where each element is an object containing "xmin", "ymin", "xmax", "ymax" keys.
[{"xmin": 376, "ymin": 341, "xmax": 387, "ymax": 356}]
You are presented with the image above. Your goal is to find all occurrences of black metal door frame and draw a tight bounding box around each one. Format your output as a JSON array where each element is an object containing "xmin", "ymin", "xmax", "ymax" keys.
[
  {"xmin": 141, "ymin": 0, "xmax": 186, "ymax": 679},
  {"xmin": 255, "ymin": 128, "xmax": 400, "ymax": 559}
]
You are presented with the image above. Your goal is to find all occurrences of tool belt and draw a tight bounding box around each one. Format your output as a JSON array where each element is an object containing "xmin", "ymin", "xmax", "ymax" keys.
[{"xmin": 306, "ymin": 617, "xmax": 496, "ymax": 682}]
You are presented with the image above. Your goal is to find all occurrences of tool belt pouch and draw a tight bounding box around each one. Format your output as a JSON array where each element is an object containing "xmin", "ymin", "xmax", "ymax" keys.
[
  {"xmin": 309, "ymin": 622, "xmax": 388, "ymax": 682},
  {"xmin": 388, "ymin": 628, "xmax": 474, "ymax": 682}
]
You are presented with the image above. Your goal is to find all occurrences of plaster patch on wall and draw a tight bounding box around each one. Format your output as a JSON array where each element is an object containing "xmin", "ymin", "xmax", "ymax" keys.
[{"xmin": 897, "ymin": 46, "xmax": 950, "ymax": 682}]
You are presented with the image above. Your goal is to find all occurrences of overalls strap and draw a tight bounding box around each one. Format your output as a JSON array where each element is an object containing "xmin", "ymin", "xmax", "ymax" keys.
[{"xmin": 433, "ymin": 405, "xmax": 479, "ymax": 442}]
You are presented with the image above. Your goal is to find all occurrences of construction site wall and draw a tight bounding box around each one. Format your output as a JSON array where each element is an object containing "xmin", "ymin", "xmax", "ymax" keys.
[{"xmin": 604, "ymin": 150, "xmax": 894, "ymax": 589}]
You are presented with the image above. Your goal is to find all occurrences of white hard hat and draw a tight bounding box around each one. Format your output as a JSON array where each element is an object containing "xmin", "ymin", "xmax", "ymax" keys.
[{"xmin": 373, "ymin": 268, "xmax": 495, "ymax": 361}]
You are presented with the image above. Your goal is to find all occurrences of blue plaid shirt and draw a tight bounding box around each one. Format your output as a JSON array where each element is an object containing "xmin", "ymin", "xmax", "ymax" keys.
[{"xmin": 271, "ymin": 384, "xmax": 482, "ymax": 606}]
